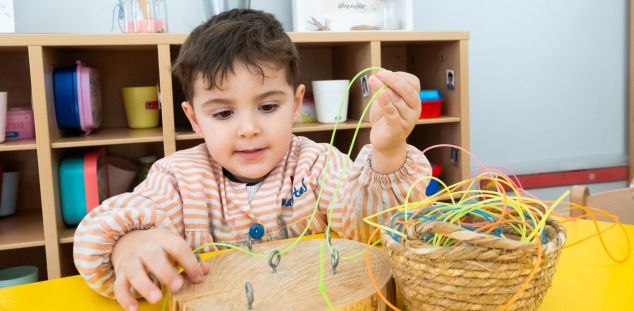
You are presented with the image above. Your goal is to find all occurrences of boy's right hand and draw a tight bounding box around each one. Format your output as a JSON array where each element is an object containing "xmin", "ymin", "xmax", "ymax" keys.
[{"xmin": 112, "ymin": 228, "xmax": 210, "ymax": 311}]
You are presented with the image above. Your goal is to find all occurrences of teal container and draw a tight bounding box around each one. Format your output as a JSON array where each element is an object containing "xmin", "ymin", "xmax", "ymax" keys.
[
  {"xmin": 0, "ymin": 266, "xmax": 38, "ymax": 288},
  {"xmin": 59, "ymin": 157, "xmax": 87, "ymax": 225}
]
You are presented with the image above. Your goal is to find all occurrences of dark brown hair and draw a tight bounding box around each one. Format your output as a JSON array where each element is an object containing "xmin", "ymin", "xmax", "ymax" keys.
[{"xmin": 172, "ymin": 9, "xmax": 299, "ymax": 103}]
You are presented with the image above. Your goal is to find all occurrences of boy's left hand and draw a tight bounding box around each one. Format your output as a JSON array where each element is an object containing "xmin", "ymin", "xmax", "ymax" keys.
[{"xmin": 368, "ymin": 70, "xmax": 421, "ymax": 154}]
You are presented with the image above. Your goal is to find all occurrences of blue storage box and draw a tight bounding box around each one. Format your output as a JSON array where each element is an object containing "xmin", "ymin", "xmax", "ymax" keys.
[
  {"xmin": 425, "ymin": 162, "xmax": 443, "ymax": 196},
  {"xmin": 53, "ymin": 61, "xmax": 102, "ymax": 134},
  {"xmin": 426, "ymin": 179, "xmax": 440, "ymax": 196}
]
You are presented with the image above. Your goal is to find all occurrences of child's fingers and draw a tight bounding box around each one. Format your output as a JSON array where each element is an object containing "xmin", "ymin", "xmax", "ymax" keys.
[
  {"xmin": 143, "ymin": 253, "xmax": 184, "ymax": 293},
  {"xmin": 394, "ymin": 71, "xmax": 421, "ymax": 93},
  {"xmin": 128, "ymin": 263, "xmax": 163, "ymax": 304},
  {"xmin": 376, "ymin": 70, "xmax": 420, "ymax": 110},
  {"xmin": 163, "ymin": 235, "xmax": 205, "ymax": 284},
  {"xmin": 201, "ymin": 261, "xmax": 211, "ymax": 274},
  {"xmin": 114, "ymin": 276, "xmax": 138, "ymax": 311},
  {"xmin": 379, "ymin": 93, "xmax": 401, "ymax": 124},
  {"xmin": 383, "ymin": 87, "xmax": 419, "ymax": 121}
]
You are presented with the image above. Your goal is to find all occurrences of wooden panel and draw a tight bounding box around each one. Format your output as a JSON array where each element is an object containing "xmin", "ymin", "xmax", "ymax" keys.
[
  {"xmin": 176, "ymin": 117, "xmax": 460, "ymax": 140},
  {"xmin": 158, "ymin": 45, "xmax": 177, "ymax": 155},
  {"xmin": 41, "ymin": 46, "xmax": 62, "ymax": 141},
  {"xmin": 380, "ymin": 45, "xmax": 408, "ymax": 72},
  {"xmin": 0, "ymin": 48, "xmax": 32, "ymax": 109},
  {"xmin": 407, "ymin": 41, "xmax": 462, "ymax": 118},
  {"xmin": 106, "ymin": 142, "xmax": 164, "ymax": 160},
  {"xmin": 51, "ymin": 128, "xmax": 163, "ymax": 148},
  {"xmin": 458, "ymin": 40, "xmax": 471, "ymax": 180},
  {"xmin": 334, "ymin": 42, "xmax": 375, "ymax": 122},
  {"xmin": 289, "ymin": 31, "xmax": 469, "ymax": 43},
  {"xmin": 296, "ymin": 45, "xmax": 333, "ymax": 92},
  {"xmin": 0, "ymin": 34, "xmax": 187, "ymax": 46},
  {"xmin": 0, "ymin": 150, "xmax": 41, "ymax": 213},
  {"xmin": 407, "ymin": 123, "xmax": 463, "ymax": 186},
  {"xmin": 28, "ymin": 46, "xmax": 62, "ymax": 279},
  {"xmin": 0, "ymin": 32, "xmax": 469, "ymax": 47},
  {"xmin": 0, "ymin": 140, "xmax": 37, "ymax": 152},
  {"xmin": 59, "ymin": 228, "xmax": 74, "ymax": 244},
  {"xmin": 0, "ymin": 209, "xmax": 44, "ymax": 250},
  {"xmin": 59, "ymin": 243, "xmax": 79, "ymax": 277}
]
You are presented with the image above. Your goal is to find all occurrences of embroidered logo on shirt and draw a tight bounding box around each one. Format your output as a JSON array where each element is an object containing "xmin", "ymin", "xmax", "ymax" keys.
[{"xmin": 282, "ymin": 177, "xmax": 308, "ymax": 207}]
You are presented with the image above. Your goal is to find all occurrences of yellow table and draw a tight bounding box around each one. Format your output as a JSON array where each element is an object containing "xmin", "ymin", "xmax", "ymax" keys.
[{"xmin": 1, "ymin": 220, "xmax": 633, "ymax": 310}]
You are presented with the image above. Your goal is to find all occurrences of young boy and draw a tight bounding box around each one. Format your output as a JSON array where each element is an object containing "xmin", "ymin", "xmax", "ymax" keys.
[{"xmin": 74, "ymin": 9, "xmax": 430, "ymax": 311}]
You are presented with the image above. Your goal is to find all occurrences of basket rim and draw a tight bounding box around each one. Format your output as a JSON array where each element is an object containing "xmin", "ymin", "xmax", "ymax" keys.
[{"xmin": 381, "ymin": 217, "xmax": 567, "ymax": 255}]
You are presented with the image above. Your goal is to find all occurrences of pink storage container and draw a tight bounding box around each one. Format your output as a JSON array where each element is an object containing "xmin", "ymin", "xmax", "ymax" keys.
[
  {"xmin": 77, "ymin": 62, "xmax": 102, "ymax": 134},
  {"xmin": 5, "ymin": 107, "xmax": 35, "ymax": 141}
]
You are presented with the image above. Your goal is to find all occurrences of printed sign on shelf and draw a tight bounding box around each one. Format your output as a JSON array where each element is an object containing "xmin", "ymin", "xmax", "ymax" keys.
[{"xmin": 0, "ymin": 0, "xmax": 14, "ymax": 33}]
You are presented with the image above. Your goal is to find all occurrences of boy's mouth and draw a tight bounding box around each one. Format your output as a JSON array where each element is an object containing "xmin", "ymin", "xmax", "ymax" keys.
[{"xmin": 235, "ymin": 148, "xmax": 266, "ymax": 161}]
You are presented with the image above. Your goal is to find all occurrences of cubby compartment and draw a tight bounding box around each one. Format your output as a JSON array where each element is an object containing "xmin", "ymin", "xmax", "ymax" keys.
[
  {"xmin": 0, "ymin": 150, "xmax": 43, "ymax": 251},
  {"xmin": 41, "ymin": 46, "xmax": 163, "ymax": 146},
  {"xmin": 53, "ymin": 142, "xmax": 164, "ymax": 245},
  {"xmin": 407, "ymin": 123, "xmax": 467, "ymax": 187},
  {"xmin": 0, "ymin": 47, "xmax": 36, "ymax": 151},
  {"xmin": 381, "ymin": 41, "xmax": 464, "ymax": 119},
  {"xmin": 168, "ymin": 45, "xmax": 192, "ymax": 134},
  {"xmin": 0, "ymin": 246, "xmax": 48, "ymax": 282},
  {"xmin": 296, "ymin": 42, "xmax": 375, "ymax": 124},
  {"xmin": 59, "ymin": 243, "xmax": 78, "ymax": 277}
]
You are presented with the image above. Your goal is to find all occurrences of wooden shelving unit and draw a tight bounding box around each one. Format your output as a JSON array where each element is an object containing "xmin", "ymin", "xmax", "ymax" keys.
[{"xmin": 0, "ymin": 32, "xmax": 470, "ymax": 280}]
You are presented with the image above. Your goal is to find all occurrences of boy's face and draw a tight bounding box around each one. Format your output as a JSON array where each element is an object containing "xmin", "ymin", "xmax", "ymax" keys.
[{"xmin": 182, "ymin": 62, "xmax": 304, "ymax": 182}]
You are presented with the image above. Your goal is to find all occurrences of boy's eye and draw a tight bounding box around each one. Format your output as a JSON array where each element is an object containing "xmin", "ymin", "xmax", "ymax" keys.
[
  {"xmin": 213, "ymin": 110, "xmax": 233, "ymax": 119},
  {"xmin": 260, "ymin": 103, "xmax": 279, "ymax": 113}
]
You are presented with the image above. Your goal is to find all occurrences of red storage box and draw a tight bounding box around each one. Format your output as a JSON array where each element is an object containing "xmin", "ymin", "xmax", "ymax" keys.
[{"xmin": 420, "ymin": 99, "xmax": 443, "ymax": 118}]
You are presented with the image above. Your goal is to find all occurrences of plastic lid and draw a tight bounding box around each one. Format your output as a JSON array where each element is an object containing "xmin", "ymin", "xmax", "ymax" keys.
[{"xmin": 420, "ymin": 90, "xmax": 443, "ymax": 101}]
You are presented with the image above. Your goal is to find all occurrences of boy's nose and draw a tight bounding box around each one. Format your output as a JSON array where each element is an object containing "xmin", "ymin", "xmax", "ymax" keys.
[{"xmin": 237, "ymin": 114, "xmax": 261, "ymax": 138}]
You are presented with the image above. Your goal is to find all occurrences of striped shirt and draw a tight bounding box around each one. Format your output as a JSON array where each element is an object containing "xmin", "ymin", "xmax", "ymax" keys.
[{"xmin": 73, "ymin": 135, "xmax": 431, "ymax": 297}]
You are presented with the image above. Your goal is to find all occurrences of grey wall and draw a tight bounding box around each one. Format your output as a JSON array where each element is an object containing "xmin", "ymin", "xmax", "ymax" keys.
[
  {"xmin": 11, "ymin": 0, "xmax": 631, "ymax": 197},
  {"xmin": 14, "ymin": 0, "xmax": 293, "ymax": 33}
]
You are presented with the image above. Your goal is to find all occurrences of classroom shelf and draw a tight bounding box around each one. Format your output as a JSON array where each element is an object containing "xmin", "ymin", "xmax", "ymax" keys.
[
  {"xmin": 51, "ymin": 128, "xmax": 164, "ymax": 148},
  {"xmin": 176, "ymin": 116, "xmax": 462, "ymax": 140},
  {"xmin": 0, "ymin": 140, "xmax": 37, "ymax": 152},
  {"xmin": 0, "ymin": 209, "xmax": 45, "ymax": 251},
  {"xmin": 0, "ymin": 32, "xmax": 470, "ymax": 281},
  {"xmin": 60, "ymin": 228, "xmax": 74, "ymax": 244}
]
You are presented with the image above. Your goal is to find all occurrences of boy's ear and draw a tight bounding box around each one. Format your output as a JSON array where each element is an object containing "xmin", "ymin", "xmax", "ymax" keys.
[
  {"xmin": 181, "ymin": 101, "xmax": 202, "ymax": 135},
  {"xmin": 292, "ymin": 84, "xmax": 305, "ymax": 122}
]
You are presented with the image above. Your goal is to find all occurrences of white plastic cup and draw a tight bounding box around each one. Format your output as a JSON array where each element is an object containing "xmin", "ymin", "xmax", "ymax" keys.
[
  {"xmin": 0, "ymin": 92, "xmax": 8, "ymax": 143},
  {"xmin": 0, "ymin": 171, "xmax": 20, "ymax": 217},
  {"xmin": 311, "ymin": 80, "xmax": 350, "ymax": 123}
]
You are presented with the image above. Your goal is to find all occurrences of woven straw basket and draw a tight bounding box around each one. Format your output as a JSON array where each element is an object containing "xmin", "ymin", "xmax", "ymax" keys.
[{"xmin": 381, "ymin": 218, "xmax": 567, "ymax": 311}]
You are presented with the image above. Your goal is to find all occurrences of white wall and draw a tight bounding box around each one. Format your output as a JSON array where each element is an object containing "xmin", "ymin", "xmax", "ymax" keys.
[
  {"xmin": 416, "ymin": 0, "xmax": 628, "ymax": 176},
  {"xmin": 11, "ymin": 0, "xmax": 630, "ymax": 199}
]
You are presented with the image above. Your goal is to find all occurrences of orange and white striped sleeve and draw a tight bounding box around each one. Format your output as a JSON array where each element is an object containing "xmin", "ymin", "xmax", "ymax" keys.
[
  {"xmin": 73, "ymin": 158, "xmax": 185, "ymax": 298},
  {"xmin": 313, "ymin": 143, "xmax": 432, "ymax": 242}
]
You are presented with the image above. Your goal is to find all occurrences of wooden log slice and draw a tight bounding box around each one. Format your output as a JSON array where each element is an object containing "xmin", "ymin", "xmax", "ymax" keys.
[{"xmin": 170, "ymin": 238, "xmax": 392, "ymax": 310}]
